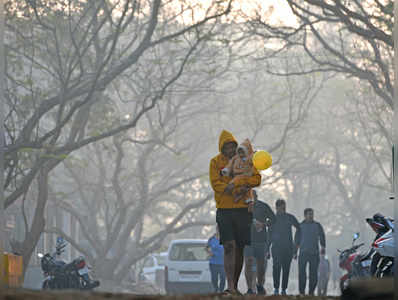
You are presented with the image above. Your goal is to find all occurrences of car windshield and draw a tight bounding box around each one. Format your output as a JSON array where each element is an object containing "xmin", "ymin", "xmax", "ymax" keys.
[
  {"xmin": 155, "ymin": 255, "xmax": 166, "ymax": 266},
  {"xmin": 169, "ymin": 243, "xmax": 208, "ymax": 261}
]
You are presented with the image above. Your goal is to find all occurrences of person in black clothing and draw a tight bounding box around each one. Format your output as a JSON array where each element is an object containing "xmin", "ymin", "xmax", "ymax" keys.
[
  {"xmin": 268, "ymin": 199, "xmax": 300, "ymax": 296},
  {"xmin": 297, "ymin": 208, "xmax": 326, "ymax": 296},
  {"xmin": 243, "ymin": 190, "xmax": 276, "ymax": 295}
]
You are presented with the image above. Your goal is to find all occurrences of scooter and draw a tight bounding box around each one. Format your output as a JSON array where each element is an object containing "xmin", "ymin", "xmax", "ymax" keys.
[
  {"xmin": 370, "ymin": 215, "xmax": 394, "ymax": 277},
  {"xmin": 365, "ymin": 213, "xmax": 393, "ymax": 276},
  {"xmin": 338, "ymin": 233, "xmax": 371, "ymax": 292}
]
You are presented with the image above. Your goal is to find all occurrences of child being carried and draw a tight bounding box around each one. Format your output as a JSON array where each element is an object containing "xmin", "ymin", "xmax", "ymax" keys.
[{"xmin": 221, "ymin": 138, "xmax": 255, "ymax": 203}]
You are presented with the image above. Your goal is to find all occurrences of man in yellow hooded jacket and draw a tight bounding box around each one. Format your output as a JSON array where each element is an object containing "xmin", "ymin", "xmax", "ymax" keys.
[{"xmin": 209, "ymin": 130, "xmax": 262, "ymax": 294}]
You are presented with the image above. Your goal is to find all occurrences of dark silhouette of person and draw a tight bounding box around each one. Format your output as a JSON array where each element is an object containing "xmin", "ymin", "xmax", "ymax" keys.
[
  {"xmin": 268, "ymin": 199, "xmax": 300, "ymax": 295},
  {"xmin": 297, "ymin": 208, "xmax": 326, "ymax": 296},
  {"xmin": 243, "ymin": 190, "xmax": 275, "ymax": 295}
]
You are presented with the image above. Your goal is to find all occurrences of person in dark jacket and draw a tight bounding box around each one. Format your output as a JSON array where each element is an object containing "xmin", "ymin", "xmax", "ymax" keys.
[
  {"xmin": 268, "ymin": 199, "xmax": 301, "ymax": 296},
  {"xmin": 297, "ymin": 208, "xmax": 326, "ymax": 296},
  {"xmin": 243, "ymin": 190, "xmax": 276, "ymax": 295}
]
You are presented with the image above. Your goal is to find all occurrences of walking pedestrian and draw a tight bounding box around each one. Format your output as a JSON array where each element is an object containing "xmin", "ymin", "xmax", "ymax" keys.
[
  {"xmin": 268, "ymin": 199, "xmax": 300, "ymax": 295},
  {"xmin": 243, "ymin": 190, "xmax": 275, "ymax": 295},
  {"xmin": 297, "ymin": 208, "xmax": 326, "ymax": 296},
  {"xmin": 207, "ymin": 226, "xmax": 226, "ymax": 293},
  {"xmin": 209, "ymin": 130, "xmax": 262, "ymax": 295}
]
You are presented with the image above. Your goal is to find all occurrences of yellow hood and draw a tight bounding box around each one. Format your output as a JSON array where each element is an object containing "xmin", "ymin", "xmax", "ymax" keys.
[
  {"xmin": 237, "ymin": 138, "xmax": 254, "ymax": 157},
  {"xmin": 210, "ymin": 130, "xmax": 261, "ymax": 209},
  {"xmin": 218, "ymin": 130, "xmax": 238, "ymax": 153}
]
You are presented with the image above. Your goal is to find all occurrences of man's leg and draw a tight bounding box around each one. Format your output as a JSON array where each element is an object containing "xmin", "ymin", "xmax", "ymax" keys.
[
  {"xmin": 317, "ymin": 278, "xmax": 323, "ymax": 296},
  {"xmin": 263, "ymin": 254, "xmax": 268, "ymax": 287},
  {"xmin": 272, "ymin": 250, "xmax": 281, "ymax": 291},
  {"xmin": 209, "ymin": 263, "xmax": 218, "ymax": 292},
  {"xmin": 251, "ymin": 260, "xmax": 257, "ymax": 291},
  {"xmin": 253, "ymin": 243, "xmax": 266, "ymax": 289},
  {"xmin": 281, "ymin": 252, "xmax": 292, "ymax": 292},
  {"xmin": 217, "ymin": 209, "xmax": 236, "ymax": 292},
  {"xmin": 232, "ymin": 208, "xmax": 252, "ymax": 292},
  {"xmin": 244, "ymin": 256, "xmax": 254, "ymax": 291},
  {"xmin": 256, "ymin": 257, "xmax": 266, "ymax": 287},
  {"xmin": 223, "ymin": 240, "xmax": 236, "ymax": 291},
  {"xmin": 324, "ymin": 278, "xmax": 329, "ymax": 296},
  {"xmin": 233, "ymin": 245, "xmax": 244, "ymax": 290},
  {"xmin": 298, "ymin": 253, "xmax": 308, "ymax": 294},
  {"xmin": 308, "ymin": 254, "xmax": 320, "ymax": 295}
]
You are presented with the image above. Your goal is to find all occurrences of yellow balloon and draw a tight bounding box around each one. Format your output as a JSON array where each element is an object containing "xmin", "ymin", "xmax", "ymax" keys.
[{"xmin": 252, "ymin": 150, "xmax": 272, "ymax": 170}]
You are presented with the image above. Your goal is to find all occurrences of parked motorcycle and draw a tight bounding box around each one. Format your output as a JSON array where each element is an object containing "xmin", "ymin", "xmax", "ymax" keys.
[
  {"xmin": 338, "ymin": 232, "xmax": 371, "ymax": 292},
  {"xmin": 367, "ymin": 214, "xmax": 394, "ymax": 277},
  {"xmin": 366, "ymin": 213, "xmax": 390, "ymax": 275},
  {"xmin": 38, "ymin": 237, "xmax": 100, "ymax": 290}
]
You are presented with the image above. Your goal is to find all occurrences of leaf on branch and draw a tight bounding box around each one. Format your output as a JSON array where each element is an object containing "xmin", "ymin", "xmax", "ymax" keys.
[
  {"xmin": 18, "ymin": 147, "xmax": 36, "ymax": 153},
  {"xmin": 39, "ymin": 153, "xmax": 69, "ymax": 160}
]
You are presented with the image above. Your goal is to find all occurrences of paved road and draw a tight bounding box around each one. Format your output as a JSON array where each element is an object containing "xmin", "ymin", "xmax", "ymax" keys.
[
  {"xmin": 0, "ymin": 288, "xmax": 339, "ymax": 300},
  {"xmin": 1, "ymin": 278, "xmax": 392, "ymax": 300}
]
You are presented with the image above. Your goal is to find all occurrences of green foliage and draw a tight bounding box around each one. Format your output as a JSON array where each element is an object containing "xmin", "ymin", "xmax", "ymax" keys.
[{"xmin": 39, "ymin": 153, "xmax": 69, "ymax": 160}]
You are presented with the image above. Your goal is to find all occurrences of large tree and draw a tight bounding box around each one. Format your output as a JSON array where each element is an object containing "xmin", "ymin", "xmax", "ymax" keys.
[
  {"xmin": 42, "ymin": 37, "xmax": 327, "ymax": 284},
  {"xmin": 246, "ymin": 0, "xmax": 393, "ymax": 109},
  {"xmin": 269, "ymin": 77, "xmax": 392, "ymax": 244},
  {"xmin": 4, "ymin": 0, "xmax": 233, "ymax": 270},
  {"xmin": 43, "ymin": 49, "xmax": 233, "ymax": 282}
]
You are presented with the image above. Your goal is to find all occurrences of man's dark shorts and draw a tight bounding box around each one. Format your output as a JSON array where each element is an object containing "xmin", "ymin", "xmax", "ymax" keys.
[
  {"xmin": 244, "ymin": 243, "xmax": 267, "ymax": 259},
  {"xmin": 216, "ymin": 208, "xmax": 252, "ymax": 248}
]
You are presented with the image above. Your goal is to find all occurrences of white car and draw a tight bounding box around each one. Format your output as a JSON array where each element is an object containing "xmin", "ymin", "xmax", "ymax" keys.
[
  {"xmin": 165, "ymin": 239, "xmax": 213, "ymax": 294},
  {"xmin": 140, "ymin": 252, "xmax": 167, "ymax": 286}
]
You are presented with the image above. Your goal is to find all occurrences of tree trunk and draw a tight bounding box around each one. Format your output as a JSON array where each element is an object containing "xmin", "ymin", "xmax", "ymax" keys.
[
  {"xmin": 21, "ymin": 167, "xmax": 49, "ymax": 274},
  {"xmin": 94, "ymin": 258, "xmax": 116, "ymax": 281}
]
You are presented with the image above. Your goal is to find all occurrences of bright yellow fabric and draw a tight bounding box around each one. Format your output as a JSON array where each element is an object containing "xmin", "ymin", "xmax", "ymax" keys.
[{"xmin": 209, "ymin": 130, "xmax": 261, "ymax": 208}]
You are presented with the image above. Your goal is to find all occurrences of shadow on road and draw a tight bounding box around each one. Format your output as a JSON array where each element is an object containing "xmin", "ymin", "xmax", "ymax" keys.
[{"xmin": 0, "ymin": 278, "xmax": 393, "ymax": 300}]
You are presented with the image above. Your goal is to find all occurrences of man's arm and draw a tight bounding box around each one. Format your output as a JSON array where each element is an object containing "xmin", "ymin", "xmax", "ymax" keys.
[
  {"xmin": 264, "ymin": 203, "xmax": 276, "ymax": 225},
  {"xmin": 319, "ymin": 223, "xmax": 326, "ymax": 249},
  {"xmin": 266, "ymin": 225, "xmax": 273, "ymax": 254},
  {"xmin": 230, "ymin": 167, "xmax": 261, "ymax": 188},
  {"xmin": 265, "ymin": 231, "xmax": 271, "ymax": 258},
  {"xmin": 209, "ymin": 159, "xmax": 229, "ymax": 193},
  {"xmin": 292, "ymin": 215, "xmax": 301, "ymax": 253}
]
